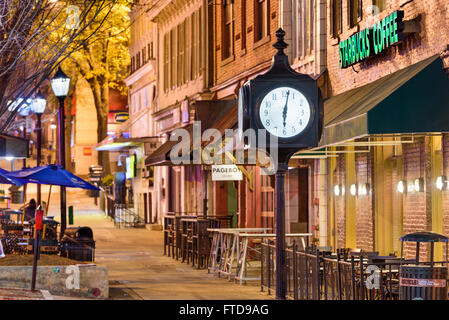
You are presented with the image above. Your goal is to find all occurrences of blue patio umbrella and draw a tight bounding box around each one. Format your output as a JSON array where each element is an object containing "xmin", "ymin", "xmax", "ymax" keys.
[
  {"xmin": 7, "ymin": 165, "xmax": 99, "ymax": 190},
  {"xmin": 0, "ymin": 167, "xmax": 26, "ymax": 186}
]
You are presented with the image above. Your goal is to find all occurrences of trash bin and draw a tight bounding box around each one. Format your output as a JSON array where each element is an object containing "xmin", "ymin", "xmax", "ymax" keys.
[
  {"xmin": 60, "ymin": 226, "xmax": 95, "ymax": 261},
  {"xmin": 399, "ymin": 266, "xmax": 447, "ymax": 300},
  {"xmin": 399, "ymin": 231, "xmax": 449, "ymax": 300}
]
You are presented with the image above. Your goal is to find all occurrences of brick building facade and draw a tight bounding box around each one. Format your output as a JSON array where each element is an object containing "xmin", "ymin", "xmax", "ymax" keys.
[{"xmin": 320, "ymin": 0, "xmax": 449, "ymax": 260}]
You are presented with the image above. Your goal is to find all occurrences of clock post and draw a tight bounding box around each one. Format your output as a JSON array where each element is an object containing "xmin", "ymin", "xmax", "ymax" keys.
[
  {"xmin": 274, "ymin": 153, "xmax": 291, "ymax": 300},
  {"xmin": 238, "ymin": 28, "xmax": 323, "ymax": 300}
]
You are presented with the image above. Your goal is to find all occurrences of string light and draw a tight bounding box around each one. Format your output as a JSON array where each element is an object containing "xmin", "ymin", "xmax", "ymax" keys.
[
  {"xmin": 350, "ymin": 184, "xmax": 357, "ymax": 196},
  {"xmin": 436, "ymin": 175, "xmax": 447, "ymax": 191},
  {"xmin": 397, "ymin": 180, "xmax": 406, "ymax": 193}
]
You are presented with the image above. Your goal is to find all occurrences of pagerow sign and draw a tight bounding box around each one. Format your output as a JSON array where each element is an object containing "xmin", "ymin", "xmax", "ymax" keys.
[
  {"xmin": 212, "ymin": 165, "xmax": 243, "ymax": 181},
  {"xmin": 339, "ymin": 10, "xmax": 405, "ymax": 68}
]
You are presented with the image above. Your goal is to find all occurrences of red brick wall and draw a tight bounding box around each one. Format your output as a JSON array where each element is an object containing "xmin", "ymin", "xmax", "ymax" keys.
[
  {"xmin": 355, "ymin": 152, "xmax": 374, "ymax": 251},
  {"xmin": 442, "ymin": 134, "xmax": 449, "ymax": 259},
  {"xmin": 326, "ymin": 0, "xmax": 449, "ymax": 95},
  {"xmin": 335, "ymin": 154, "xmax": 346, "ymax": 248},
  {"xmin": 402, "ymin": 140, "xmax": 428, "ymax": 259},
  {"xmin": 213, "ymin": 0, "xmax": 278, "ymax": 87}
]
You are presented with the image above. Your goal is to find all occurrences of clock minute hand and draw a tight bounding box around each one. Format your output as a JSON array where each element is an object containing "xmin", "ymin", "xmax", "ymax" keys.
[{"xmin": 282, "ymin": 90, "xmax": 290, "ymax": 128}]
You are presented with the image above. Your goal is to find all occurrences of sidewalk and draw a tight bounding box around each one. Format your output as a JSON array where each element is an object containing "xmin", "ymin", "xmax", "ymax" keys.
[{"xmin": 21, "ymin": 188, "xmax": 269, "ymax": 300}]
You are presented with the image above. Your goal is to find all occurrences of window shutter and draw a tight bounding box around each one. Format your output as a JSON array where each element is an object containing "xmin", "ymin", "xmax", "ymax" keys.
[
  {"xmin": 191, "ymin": 11, "xmax": 197, "ymax": 80},
  {"xmin": 185, "ymin": 17, "xmax": 191, "ymax": 82},
  {"xmin": 198, "ymin": 7, "xmax": 202, "ymax": 74},
  {"xmin": 183, "ymin": 19, "xmax": 187, "ymax": 84},
  {"xmin": 330, "ymin": 0, "xmax": 334, "ymax": 37},
  {"xmin": 358, "ymin": 0, "xmax": 363, "ymax": 21}
]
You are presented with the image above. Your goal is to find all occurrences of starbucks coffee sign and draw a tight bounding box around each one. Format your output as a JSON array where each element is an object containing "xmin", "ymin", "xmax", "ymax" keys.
[{"xmin": 339, "ymin": 11, "xmax": 405, "ymax": 69}]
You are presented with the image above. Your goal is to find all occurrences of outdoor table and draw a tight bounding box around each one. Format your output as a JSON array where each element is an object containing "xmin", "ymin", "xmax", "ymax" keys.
[
  {"xmin": 235, "ymin": 233, "xmax": 312, "ymax": 285},
  {"xmin": 206, "ymin": 228, "xmax": 271, "ymax": 278}
]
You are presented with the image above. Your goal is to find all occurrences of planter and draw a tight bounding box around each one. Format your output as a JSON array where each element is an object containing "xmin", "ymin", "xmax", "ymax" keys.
[{"xmin": 0, "ymin": 264, "xmax": 108, "ymax": 299}]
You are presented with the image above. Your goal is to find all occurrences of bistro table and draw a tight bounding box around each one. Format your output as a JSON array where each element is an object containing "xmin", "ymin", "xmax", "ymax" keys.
[
  {"xmin": 235, "ymin": 233, "xmax": 312, "ymax": 285},
  {"xmin": 207, "ymin": 228, "xmax": 271, "ymax": 279}
]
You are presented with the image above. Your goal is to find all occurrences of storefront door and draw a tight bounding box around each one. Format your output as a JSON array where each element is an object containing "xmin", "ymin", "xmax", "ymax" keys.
[
  {"xmin": 227, "ymin": 181, "xmax": 238, "ymax": 228},
  {"xmin": 286, "ymin": 167, "xmax": 309, "ymax": 233}
]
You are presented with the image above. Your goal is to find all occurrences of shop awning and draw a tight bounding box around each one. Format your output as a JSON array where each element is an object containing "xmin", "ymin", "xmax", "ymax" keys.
[
  {"xmin": 145, "ymin": 124, "xmax": 194, "ymax": 166},
  {"xmin": 95, "ymin": 135, "xmax": 160, "ymax": 151},
  {"xmin": 320, "ymin": 55, "xmax": 449, "ymax": 146},
  {"xmin": 145, "ymin": 100, "xmax": 237, "ymax": 166}
]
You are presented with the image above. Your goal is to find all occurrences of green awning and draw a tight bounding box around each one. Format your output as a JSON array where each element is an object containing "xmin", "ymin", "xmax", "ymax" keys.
[{"xmin": 320, "ymin": 55, "xmax": 449, "ymax": 146}]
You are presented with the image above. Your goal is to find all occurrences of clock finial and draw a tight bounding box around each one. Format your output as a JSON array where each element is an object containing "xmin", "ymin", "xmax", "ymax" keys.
[{"xmin": 273, "ymin": 28, "xmax": 288, "ymax": 55}]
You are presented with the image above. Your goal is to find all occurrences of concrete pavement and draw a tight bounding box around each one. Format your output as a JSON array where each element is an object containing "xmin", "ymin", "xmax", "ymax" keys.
[{"xmin": 14, "ymin": 186, "xmax": 269, "ymax": 300}]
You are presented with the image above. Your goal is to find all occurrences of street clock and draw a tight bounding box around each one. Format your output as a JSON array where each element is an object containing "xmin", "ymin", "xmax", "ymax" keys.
[
  {"xmin": 237, "ymin": 28, "xmax": 324, "ymax": 301},
  {"xmin": 238, "ymin": 28, "xmax": 323, "ymax": 161}
]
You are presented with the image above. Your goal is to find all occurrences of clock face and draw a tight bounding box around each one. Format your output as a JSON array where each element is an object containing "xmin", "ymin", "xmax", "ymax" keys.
[{"xmin": 259, "ymin": 86, "xmax": 311, "ymax": 138}]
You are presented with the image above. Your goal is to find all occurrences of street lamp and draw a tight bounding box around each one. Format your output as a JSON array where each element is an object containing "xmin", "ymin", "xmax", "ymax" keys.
[
  {"xmin": 50, "ymin": 66, "xmax": 70, "ymax": 237},
  {"xmin": 31, "ymin": 91, "xmax": 47, "ymax": 205}
]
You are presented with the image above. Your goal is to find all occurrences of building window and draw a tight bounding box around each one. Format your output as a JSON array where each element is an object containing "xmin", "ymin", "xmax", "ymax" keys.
[
  {"xmin": 254, "ymin": 0, "xmax": 269, "ymax": 42},
  {"xmin": 373, "ymin": 0, "xmax": 386, "ymax": 13},
  {"xmin": 296, "ymin": 0, "xmax": 314, "ymax": 57},
  {"xmin": 170, "ymin": 28, "xmax": 176, "ymax": 89},
  {"xmin": 144, "ymin": 89, "xmax": 148, "ymax": 108},
  {"xmin": 191, "ymin": 9, "xmax": 202, "ymax": 80},
  {"xmin": 303, "ymin": 0, "xmax": 314, "ymax": 56},
  {"xmin": 163, "ymin": 34, "xmax": 169, "ymax": 92},
  {"xmin": 349, "ymin": 0, "xmax": 362, "ymax": 28},
  {"xmin": 136, "ymin": 52, "xmax": 141, "ymax": 69},
  {"xmin": 183, "ymin": 19, "xmax": 188, "ymax": 84},
  {"xmin": 185, "ymin": 17, "xmax": 191, "ymax": 83},
  {"xmin": 198, "ymin": 7, "xmax": 203, "ymax": 73},
  {"xmin": 131, "ymin": 56, "xmax": 135, "ymax": 73},
  {"xmin": 222, "ymin": 0, "xmax": 234, "ymax": 60},
  {"xmin": 177, "ymin": 23, "xmax": 185, "ymax": 86},
  {"xmin": 142, "ymin": 48, "xmax": 146, "ymax": 64},
  {"xmin": 331, "ymin": 0, "xmax": 342, "ymax": 38},
  {"xmin": 148, "ymin": 42, "xmax": 153, "ymax": 60}
]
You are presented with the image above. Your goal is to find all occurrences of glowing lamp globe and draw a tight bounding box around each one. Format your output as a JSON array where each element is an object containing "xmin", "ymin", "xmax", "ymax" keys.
[
  {"xmin": 32, "ymin": 91, "xmax": 47, "ymax": 114},
  {"xmin": 50, "ymin": 67, "xmax": 70, "ymax": 97}
]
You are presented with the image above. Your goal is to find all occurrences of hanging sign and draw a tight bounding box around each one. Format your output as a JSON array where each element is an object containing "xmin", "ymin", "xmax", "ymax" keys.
[
  {"xmin": 212, "ymin": 165, "xmax": 243, "ymax": 181},
  {"xmin": 83, "ymin": 147, "xmax": 92, "ymax": 156},
  {"xmin": 339, "ymin": 11, "xmax": 405, "ymax": 69},
  {"xmin": 114, "ymin": 112, "xmax": 129, "ymax": 123}
]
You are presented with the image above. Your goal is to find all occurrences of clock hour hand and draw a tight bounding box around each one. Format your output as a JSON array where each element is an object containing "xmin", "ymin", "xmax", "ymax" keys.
[{"xmin": 282, "ymin": 90, "xmax": 290, "ymax": 128}]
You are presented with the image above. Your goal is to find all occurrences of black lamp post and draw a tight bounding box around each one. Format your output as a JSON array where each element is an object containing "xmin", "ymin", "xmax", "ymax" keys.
[
  {"xmin": 31, "ymin": 91, "xmax": 47, "ymax": 205},
  {"xmin": 50, "ymin": 67, "xmax": 70, "ymax": 237}
]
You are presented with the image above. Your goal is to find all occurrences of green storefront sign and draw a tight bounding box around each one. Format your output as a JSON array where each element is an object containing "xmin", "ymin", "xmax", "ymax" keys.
[{"xmin": 339, "ymin": 11, "xmax": 405, "ymax": 69}]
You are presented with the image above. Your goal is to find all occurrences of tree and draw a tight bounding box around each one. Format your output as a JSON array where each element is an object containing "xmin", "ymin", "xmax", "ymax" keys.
[
  {"xmin": 0, "ymin": 0, "xmax": 121, "ymax": 132},
  {"xmin": 68, "ymin": 0, "xmax": 130, "ymax": 175}
]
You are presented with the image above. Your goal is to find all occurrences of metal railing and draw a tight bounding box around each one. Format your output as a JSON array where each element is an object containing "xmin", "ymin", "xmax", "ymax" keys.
[
  {"xmin": 114, "ymin": 204, "xmax": 145, "ymax": 228},
  {"xmin": 261, "ymin": 240, "xmax": 321, "ymax": 299},
  {"xmin": 261, "ymin": 242, "xmax": 403, "ymax": 300}
]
